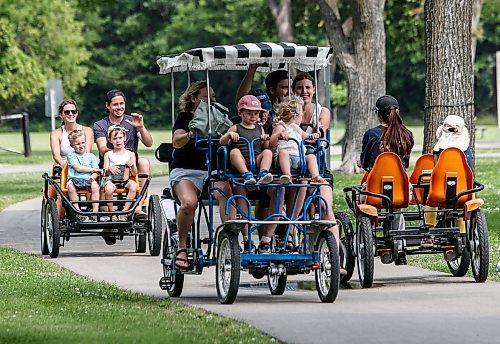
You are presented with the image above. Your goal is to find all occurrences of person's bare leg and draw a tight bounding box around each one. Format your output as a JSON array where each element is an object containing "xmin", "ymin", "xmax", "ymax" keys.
[
  {"xmin": 91, "ymin": 181, "xmax": 100, "ymax": 212},
  {"xmin": 137, "ymin": 157, "xmax": 150, "ymax": 188},
  {"xmin": 123, "ymin": 181, "xmax": 137, "ymax": 211},
  {"xmin": 306, "ymin": 154, "xmax": 320, "ymax": 177},
  {"xmin": 104, "ymin": 183, "xmax": 116, "ymax": 215},
  {"xmin": 256, "ymin": 149, "xmax": 273, "ymax": 171},
  {"xmin": 260, "ymin": 187, "xmax": 284, "ymax": 239},
  {"xmin": 213, "ymin": 181, "xmax": 235, "ymax": 223},
  {"xmin": 230, "ymin": 149, "xmax": 249, "ymax": 174},
  {"xmin": 67, "ymin": 182, "xmax": 80, "ymax": 211},
  {"xmin": 173, "ymin": 180, "xmax": 199, "ymax": 268},
  {"xmin": 278, "ymin": 150, "xmax": 291, "ymax": 176},
  {"xmin": 319, "ymin": 185, "xmax": 339, "ymax": 244}
]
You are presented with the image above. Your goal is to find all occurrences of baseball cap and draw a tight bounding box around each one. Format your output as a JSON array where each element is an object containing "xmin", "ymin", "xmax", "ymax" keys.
[
  {"xmin": 265, "ymin": 70, "xmax": 289, "ymax": 90},
  {"xmin": 250, "ymin": 89, "xmax": 273, "ymax": 112},
  {"xmin": 107, "ymin": 124, "xmax": 128, "ymax": 138},
  {"xmin": 372, "ymin": 95, "xmax": 399, "ymax": 115},
  {"xmin": 238, "ymin": 95, "xmax": 264, "ymax": 112},
  {"xmin": 106, "ymin": 89, "xmax": 126, "ymax": 103}
]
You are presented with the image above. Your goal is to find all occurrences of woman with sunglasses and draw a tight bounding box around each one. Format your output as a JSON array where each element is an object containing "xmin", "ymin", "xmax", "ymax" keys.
[{"xmin": 49, "ymin": 99, "xmax": 94, "ymax": 219}]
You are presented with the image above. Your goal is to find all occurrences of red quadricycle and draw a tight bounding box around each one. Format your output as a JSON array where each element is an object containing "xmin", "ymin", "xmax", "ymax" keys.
[{"xmin": 343, "ymin": 147, "xmax": 489, "ymax": 288}]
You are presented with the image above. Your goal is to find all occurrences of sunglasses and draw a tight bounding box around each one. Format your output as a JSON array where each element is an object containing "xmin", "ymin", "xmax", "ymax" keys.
[{"xmin": 64, "ymin": 109, "xmax": 78, "ymax": 115}]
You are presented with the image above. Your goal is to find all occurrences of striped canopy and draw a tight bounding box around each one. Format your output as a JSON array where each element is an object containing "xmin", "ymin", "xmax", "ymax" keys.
[{"xmin": 156, "ymin": 42, "xmax": 333, "ymax": 74}]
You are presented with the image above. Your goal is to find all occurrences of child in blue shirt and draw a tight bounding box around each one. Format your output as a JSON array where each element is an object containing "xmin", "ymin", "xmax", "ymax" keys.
[{"xmin": 67, "ymin": 130, "xmax": 100, "ymax": 220}]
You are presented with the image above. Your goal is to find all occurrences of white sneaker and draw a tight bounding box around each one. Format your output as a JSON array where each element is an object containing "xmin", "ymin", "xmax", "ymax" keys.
[
  {"xmin": 279, "ymin": 175, "xmax": 292, "ymax": 184},
  {"xmin": 257, "ymin": 172, "xmax": 273, "ymax": 184},
  {"xmin": 76, "ymin": 215, "xmax": 89, "ymax": 222}
]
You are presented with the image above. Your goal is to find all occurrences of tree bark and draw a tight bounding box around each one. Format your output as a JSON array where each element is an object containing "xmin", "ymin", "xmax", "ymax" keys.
[
  {"xmin": 423, "ymin": 0, "xmax": 475, "ymax": 157},
  {"xmin": 267, "ymin": 0, "xmax": 294, "ymax": 42},
  {"xmin": 319, "ymin": 0, "xmax": 386, "ymax": 173}
]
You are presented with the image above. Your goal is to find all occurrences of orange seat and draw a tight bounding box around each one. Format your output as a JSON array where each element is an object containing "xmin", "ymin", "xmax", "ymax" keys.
[
  {"xmin": 61, "ymin": 164, "xmax": 140, "ymax": 194},
  {"xmin": 409, "ymin": 154, "xmax": 434, "ymax": 205},
  {"xmin": 360, "ymin": 171, "xmax": 368, "ymax": 184},
  {"xmin": 364, "ymin": 152, "xmax": 410, "ymax": 209},
  {"xmin": 426, "ymin": 148, "xmax": 473, "ymax": 208},
  {"xmin": 60, "ymin": 164, "xmax": 91, "ymax": 195}
]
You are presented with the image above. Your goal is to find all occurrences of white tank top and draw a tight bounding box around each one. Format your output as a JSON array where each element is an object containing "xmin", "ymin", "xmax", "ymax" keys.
[
  {"xmin": 304, "ymin": 103, "xmax": 322, "ymax": 135},
  {"xmin": 60, "ymin": 124, "xmax": 82, "ymax": 160},
  {"xmin": 108, "ymin": 150, "xmax": 131, "ymax": 166},
  {"xmin": 276, "ymin": 120, "xmax": 305, "ymax": 157}
]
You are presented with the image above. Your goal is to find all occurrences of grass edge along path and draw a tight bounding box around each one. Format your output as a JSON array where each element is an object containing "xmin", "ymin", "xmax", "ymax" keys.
[{"xmin": 0, "ymin": 248, "xmax": 276, "ymax": 344}]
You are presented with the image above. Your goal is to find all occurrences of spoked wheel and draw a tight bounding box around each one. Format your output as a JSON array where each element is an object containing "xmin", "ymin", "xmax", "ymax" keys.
[
  {"xmin": 216, "ymin": 230, "xmax": 240, "ymax": 304},
  {"xmin": 162, "ymin": 222, "xmax": 184, "ymax": 297},
  {"xmin": 45, "ymin": 198, "xmax": 60, "ymax": 258},
  {"xmin": 40, "ymin": 198, "xmax": 49, "ymax": 255},
  {"xmin": 469, "ymin": 209, "xmax": 489, "ymax": 282},
  {"xmin": 356, "ymin": 216, "xmax": 374, "ymax": 288},
  {"xmin": 268, "ymin": 268, "xmax": 287, "ymax": 295},
  {"xmin": 335, "ymin": 211, "xmax": 355, "ymax": 283},
  {"xmin": 147, "ymin": 195, "xmax": 162, "ymax": 256},
  {"xmin": 314, "ymin": 230, "xmax": 340, "ymax": 303}
]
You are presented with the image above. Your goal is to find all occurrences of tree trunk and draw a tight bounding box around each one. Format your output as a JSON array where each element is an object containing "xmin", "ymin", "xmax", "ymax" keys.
[
  {"xmin": 423, "ymin": 0, "xmax": 475, "ymax": 157},
  {"xmin": 319, "ymin": 0, "xmax": 386, "ymax": 173},
  {"xmin": 267, "ymin": 0, "xmax": 293, "ymax": 42}
]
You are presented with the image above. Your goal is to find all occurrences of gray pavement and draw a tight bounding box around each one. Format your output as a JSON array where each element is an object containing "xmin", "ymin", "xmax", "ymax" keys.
[{"xmin": 1, "ymin": 174, "xmax": 500, "ymax": 344}]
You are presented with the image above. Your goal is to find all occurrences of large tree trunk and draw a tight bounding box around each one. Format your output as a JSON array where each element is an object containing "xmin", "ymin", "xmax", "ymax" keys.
[
  {"xmin": 268, "ymin": 0, "xmax": 293, "ymax": 42},
  {"xmin": 319, "ymin": 0, "xmax": 386, "ymax": 173},
  {"xmin": 423, "ymin": 0, "xmax": 475, "ymax": 157}
]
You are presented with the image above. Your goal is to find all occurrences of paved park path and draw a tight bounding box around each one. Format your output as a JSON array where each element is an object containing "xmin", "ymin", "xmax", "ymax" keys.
[{"xmin": 1, "ymin": 148, "xmax": 500, "ymax": 344}]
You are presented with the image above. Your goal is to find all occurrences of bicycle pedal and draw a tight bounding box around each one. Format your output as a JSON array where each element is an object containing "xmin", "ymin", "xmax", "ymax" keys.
[{"xmin": 159, "ymin": 277, "xmax": 172, "ymax": 290}]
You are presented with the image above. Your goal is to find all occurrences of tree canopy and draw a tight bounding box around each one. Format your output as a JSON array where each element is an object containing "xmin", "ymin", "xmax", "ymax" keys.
[
  {"xmin": 1, "ymin": 0, "xmax": 497, "ymax": 131},
  {"xmin": 0, "ymin": 0, "xmax": 89, "ymax": 114}
]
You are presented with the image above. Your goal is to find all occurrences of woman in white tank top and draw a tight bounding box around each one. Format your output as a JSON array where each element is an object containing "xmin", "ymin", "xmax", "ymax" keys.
[
  {"xmin": 292, "ymin": 72, "xmax": 331, "ymax": 138},
  {"xmin": 48, "ymin": 99, "xmax": 94, "ymax": 220},
  {"xmin": 50, "ymin": 100, "xmax": 94, "ymax": 166}
]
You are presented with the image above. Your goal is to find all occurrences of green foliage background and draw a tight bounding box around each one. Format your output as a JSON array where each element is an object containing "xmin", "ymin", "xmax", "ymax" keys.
[{"xmin": 0, "ymin": 0, "xmax": 498, "ymax": 130}]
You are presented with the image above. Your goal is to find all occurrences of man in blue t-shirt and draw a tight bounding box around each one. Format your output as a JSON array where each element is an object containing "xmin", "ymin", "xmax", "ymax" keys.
[
  {"xmin": 235, "ymin": 65, "xmax": 290, "ymax": 135},
  {"xmin": 94, "ymin": 89, "xmax": 154, "ymax": 220}
]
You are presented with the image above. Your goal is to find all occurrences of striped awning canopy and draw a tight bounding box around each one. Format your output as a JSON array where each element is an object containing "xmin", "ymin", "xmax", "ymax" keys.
[{"xmin": 156, "ymin": 42, "xmax": 333, "ymax": 74}]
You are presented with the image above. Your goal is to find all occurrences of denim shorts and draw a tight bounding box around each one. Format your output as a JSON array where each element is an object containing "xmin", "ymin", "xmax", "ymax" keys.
[
  {"xmin": 169, "ymin": 168, "xmax": 206, "ymax": 202},
  {"xmin": 289, "ymin": 155, "xmax": 300, "ymax": 170}
]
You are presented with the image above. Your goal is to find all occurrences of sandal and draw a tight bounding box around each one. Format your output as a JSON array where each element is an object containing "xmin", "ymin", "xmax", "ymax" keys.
[
  {"xmin": 258, "ymin": 241, "xmax": 271, "ymax": 254},
  {"xmin": 174, "ymin": 249, "xmax": 190, "ymax": 271},
  {"xmin": 286, "ymin": 240, "xmax": 297, "ymax": 252},
  {"xmin": 310, "ymin": 175, "xmax": 327, "ymax": 185},
  {"xmin": 421, "ymin": 238, "xmax": 433, "ymax": 248}
]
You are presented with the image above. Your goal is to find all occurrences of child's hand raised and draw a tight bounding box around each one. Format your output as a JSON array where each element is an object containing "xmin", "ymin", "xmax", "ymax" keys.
[{"xmin": 228, "ymin": 132, "xmax": 240, "ymax": 142}]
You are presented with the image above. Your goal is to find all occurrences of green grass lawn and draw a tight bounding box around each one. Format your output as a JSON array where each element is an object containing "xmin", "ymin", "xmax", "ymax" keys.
[{"xmin": 0, "ymin": 248, "xmax": 275, "ymax": 344}]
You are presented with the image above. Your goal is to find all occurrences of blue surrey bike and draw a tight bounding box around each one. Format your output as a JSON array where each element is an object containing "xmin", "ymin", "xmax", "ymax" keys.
[{"xmin": 155, "ymin": 42, "xmax": 354, "ymax": 304}]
